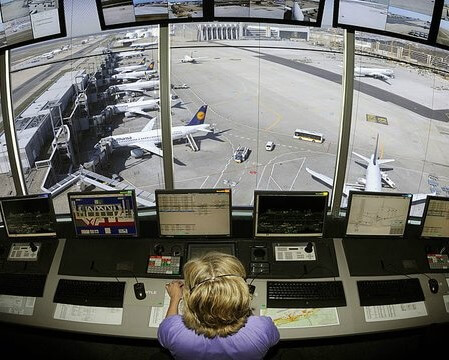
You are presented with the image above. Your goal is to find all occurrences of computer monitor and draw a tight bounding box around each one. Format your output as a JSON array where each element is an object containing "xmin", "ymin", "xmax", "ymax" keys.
[
  {"xmin": 68, "ymin": 190, "xmax": 139, "ymax": 237},
  {"xmin": 420, "ymin": 195, "xmax": 449, "ymax": 239},
  {"xmin": 155, "ymin": 188, "xmax": 232, "ymax": 237},
  {"xmin": 345, "ymin": 191, "xmax": 412, "ymax": 237},
  {"xmin": 253, "ymin": 191, "xmax": 329, "ymax": 238},
  {"xmin": 0, "ymin": 193, "xmax": 57, "ymax": 238}
]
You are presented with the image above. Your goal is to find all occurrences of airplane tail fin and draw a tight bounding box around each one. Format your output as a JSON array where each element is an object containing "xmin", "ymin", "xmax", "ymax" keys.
[
  {"xmin": 148, "ymin": 60, "xmax": 155, "ymax": 70},
  {"xmin": 373, "ymin": 134, "xmax": 379, "ymax": 165},
  {"xmin": 140, "ymin": 57, "xmax": 146, "ymax": 65},
  {"xmin": 187, "ymin": 105, "xmax": 208, "ymax": 126}
]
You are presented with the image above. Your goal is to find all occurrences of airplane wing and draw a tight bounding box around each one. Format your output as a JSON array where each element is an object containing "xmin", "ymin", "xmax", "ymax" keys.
[
  {"xmin": 128, "ymin": 109, "xmax": 153, "ymax": 119},
  {"xmin": 352, "ymin": 151, "xmax": 370, "ymax": 163},
  {"xmin": 131, "ymin": 141, "xmax": 163, "ymax": 157},
  {"xmin": 306, "ymin": 167, "xmax": 351, "ymax": 196},
  {"xmin": 141, "ymin": 118, "xmax": 156, "ymax": 131},
  {"xmin": 377, "ymin": 158, "xmax": 395, "ymax": 164}
]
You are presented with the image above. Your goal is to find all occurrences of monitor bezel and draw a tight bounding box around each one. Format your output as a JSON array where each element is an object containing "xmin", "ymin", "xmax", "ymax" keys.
[
  {"xmin": 344, "ymin": 190, "xmax": 413, "ymax": 238},
  {"xmin": 95, "ymin": 0, "xmax": 326, "ymax": 31},
  {"xmin": 0, "ymin": 0, "xmax": 67, "ymax": 52},
  {"xmin": 419, "ymin": 195, "xmax": 449, "ymax": 239},
  {"xmin": 155, "ymin": 188, "xmax": 232, "ymax": 238},
  {"xmin": 0, "ymin": 193, "xmax": 57, "ymax": 238},
  {"xmin": 67, "ymin": 189, "xmax": 140, "ymax": 238},
  {"xmin": 252, "ymin": 190, "xmax": 329, "ymax": 239}
]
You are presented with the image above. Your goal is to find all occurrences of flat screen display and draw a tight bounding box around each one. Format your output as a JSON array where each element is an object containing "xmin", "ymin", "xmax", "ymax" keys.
[
  {"xmin": 155, "ymin": 188, "xmax": 232, "ymax": 237},
  {"xmin": 335, "ymin": 0, "xmax": 435, "ymax": 42},
  {"xmin": 0, "ymin": 0, "xmax": 65, "ymax": 51},
  {"xmin": 0, "ymin": 193, "xmax": 57, "ymax": 238},
  {"xmin": 187, "ymin": 242, "xmax": 235, "ymax": 260},
  {"xmin": 68, "ymin": 190, "xmax": 139, "ymax": 237},
  {"xmin": 253, "ymin": 191, "xmax": 329, "ymax": 238},
  {"xmin": 98, "ymin": 0, "xmax": 204, "ymax": 27},
  {"xmin": 420, "ymin": 196, "xmax": 449, "ymax": 238},
  {"xmin": 345, "ymin": 191, "xmax": 412, "ymax": 237}
]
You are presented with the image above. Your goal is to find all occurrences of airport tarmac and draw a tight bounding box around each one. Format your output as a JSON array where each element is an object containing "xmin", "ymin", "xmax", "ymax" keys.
[{"xmin": 67, "ymin": 39, "xmax": 448, "ymax": 208}]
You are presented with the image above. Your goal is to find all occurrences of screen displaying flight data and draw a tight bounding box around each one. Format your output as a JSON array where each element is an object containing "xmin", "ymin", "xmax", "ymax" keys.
[
  {"xmin": 0, "ymin": 193, "xmax": 57, "ymax": 238},
  {"xmin": 155, "ymin": 188, "xmax": 231, "ymax": 237},
  {"xmin": 253, "ymin": 191, "xmax": 329, "ymax": 238},
  {"xmin": 420, "ymin": 196, "xmax": 449, "ymax": 238},
  {"xmin": 68, "ymin": 190, "xmax": 139, "ymax": 237},
  {"xmin": 335, "ymin": 0, "xmax": 435, "ymax": 42},
  {"xmin": 345, "ymin": 191, "xmax": 412, "ymax": 237},
  {"xmin": 0, "ymin": 0, "xmax": 65, "ymax": 51}
]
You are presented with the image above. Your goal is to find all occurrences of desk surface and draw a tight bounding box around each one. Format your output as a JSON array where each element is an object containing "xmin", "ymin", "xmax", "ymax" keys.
[{"xmin": 1, "ymin": 237, "xmax": 448, "ymax": 340}]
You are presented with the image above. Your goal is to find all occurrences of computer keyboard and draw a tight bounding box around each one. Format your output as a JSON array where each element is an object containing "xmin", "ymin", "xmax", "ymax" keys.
[
  {"xmin": 53, "ymin": 279, "xmax": 125, "ymax": 308},
  {"xmin": 357, "ymin": 278, "xmax": 424, "ymax": 306},
  {"xmin": 267, "ymin": 281, "xmax": 346, "ymax": 308},
  {"xmin": 0, "ymin": 273, "xmax": 47, "ymax": 297}
]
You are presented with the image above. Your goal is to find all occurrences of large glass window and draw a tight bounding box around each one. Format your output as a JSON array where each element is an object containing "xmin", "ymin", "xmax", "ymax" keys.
[
  {"xmin": 171, "ymin": 24, "xmax": 344, "ymax": 206},
  {"xmin": 9, "ymin": 2, "xmax": 163, "ymax": 213},
  {"xmin": 346, "ymin": 32, "xmax": 449, "ymax": 216}
]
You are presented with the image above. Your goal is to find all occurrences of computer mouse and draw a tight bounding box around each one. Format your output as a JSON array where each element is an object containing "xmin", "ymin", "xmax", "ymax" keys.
[
  {"xmin": 428, "ymin": 278, "xmax": 439, "ymax": 294},
  {"xmin": 134, "ymin": 282, "xmax": 146, "ymax": 300}
]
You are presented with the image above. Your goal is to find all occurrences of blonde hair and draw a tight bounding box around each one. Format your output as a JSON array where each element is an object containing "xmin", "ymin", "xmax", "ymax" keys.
[{"xmin": 182, "ymin": 252, "xmax": 252, "ymax": 338}]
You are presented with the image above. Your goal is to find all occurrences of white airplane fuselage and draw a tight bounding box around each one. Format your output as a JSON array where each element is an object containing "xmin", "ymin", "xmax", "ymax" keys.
[
  {"xmin": 114, "ymin": 64, "xmax": 148, "ymax": 73},
  {"xmin": 355, "ymin": 67, "xmax": 394, "ymax": 79},
  {"xmin": 107, "ymin": 124, "xmax": 210, "ymax": 149},
  {"xmin": 112, "ymin": 99, "xmax": 159, "ymax": 114},
  {"xmin": 112, "ymin": 80, "xmax": 159, "ymax": 93},
  {"xmin": 364, "ymin": 154, "xmax": 382, "ymax": 192},
  {"xmin": 112, "ymin": 70, "xmax": 157, "ymax": 81}
]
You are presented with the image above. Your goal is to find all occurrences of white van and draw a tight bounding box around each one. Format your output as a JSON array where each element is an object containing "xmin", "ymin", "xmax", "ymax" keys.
[{"xmin": 265, "ymin": 141, "xmax": 275, "ymax": 151}]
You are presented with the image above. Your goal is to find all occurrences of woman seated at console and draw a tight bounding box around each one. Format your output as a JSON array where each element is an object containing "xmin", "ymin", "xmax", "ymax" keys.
[{"xmin": 157, "ymin": 252, "xmax": 280, "ymax": 360}]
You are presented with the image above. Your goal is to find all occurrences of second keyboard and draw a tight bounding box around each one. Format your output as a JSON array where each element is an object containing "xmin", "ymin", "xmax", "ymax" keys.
[{"xmin": 267, "ymin": 281, "xmax": 346, "ymax": 308}]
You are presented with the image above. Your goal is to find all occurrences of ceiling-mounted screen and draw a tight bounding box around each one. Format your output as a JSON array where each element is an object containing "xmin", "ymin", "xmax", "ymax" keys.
[
  {"xmin": 334, "ymin": 0, "xmax": 436, "ymax": 43},
  {"xmin": 214, "ymin": 0, "xmax": 324, "ymax": 24},
  {"xmin": 97, "ymin": 0, "xmax": 324, "ymax": 29},
  {"xmin": 437, "ymin": 0, "xmax": 449, "ymax": 48},
  {"xmin": 0, "ymin": 0, "xmax": 66, "ymax": 51},
  {"xmin": 98, "ymin": 0, "xmax": 204, "ymax": 28}
]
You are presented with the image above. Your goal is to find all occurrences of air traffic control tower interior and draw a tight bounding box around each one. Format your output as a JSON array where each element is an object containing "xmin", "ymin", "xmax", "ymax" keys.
[{"xmin": 1, "ymin": 0, "xmax": 449, "ymax": 359}]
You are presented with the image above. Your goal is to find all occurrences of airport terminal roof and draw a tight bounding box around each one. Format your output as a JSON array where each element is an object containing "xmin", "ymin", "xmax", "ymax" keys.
[{"xmin": 20, "ymin": 69, "xmax": 86, "ymax": 120}]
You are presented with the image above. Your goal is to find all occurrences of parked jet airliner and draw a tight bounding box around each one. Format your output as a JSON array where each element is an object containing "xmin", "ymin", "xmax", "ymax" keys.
[{"xmin": 95, "ymin": 105, "xmax": 210, "ymax": 157}]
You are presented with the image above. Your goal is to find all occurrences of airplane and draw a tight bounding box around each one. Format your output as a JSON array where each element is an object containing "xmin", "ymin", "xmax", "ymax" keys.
[
  {"xmin": 130, "ymin": 40, "xmax": 158, "ymax": 50},
  {"xmin": 115, "ymin": 50, "xmax": 144, "ymax": 60},
  {"xmin": 355, "ymin": 66, "xmax": 395, "ymax": 81},
  {"xmin": 306, "ymin": 135, "xmax": 396, "ymax": 196},
  {"xmin": 41, "ymin": 52, "xmax": 54, "ymax": 59},
  {"xmin": 180, "ymin": 53, "xmax": 207, "ymax": 64},
  {"xmin": 306, "ymin": 135, "xmax": 434, "ymax": 206},
  {"xmin": 113, "ymin": 59, "xmax": 153, "ymax": 73},
  {"xmin": 107, "ymin": 79, "xmax": 159, "ymax": 96},
  {"xmin": 112, "ymin": 68, "xmax": 158, "ymax": 82},
  {"xmin": 95, "ymin": 105, "xmax": 210, "ymax": 158},
  {"xmin": 106, "ymin": 97, "xmax": 159, "ymax": 118}
]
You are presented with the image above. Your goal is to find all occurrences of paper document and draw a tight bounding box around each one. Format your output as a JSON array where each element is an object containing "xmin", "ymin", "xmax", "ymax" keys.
[
  {"xmin": 0, "ymin": 295, "xmax": 35, "ymax": 315},
  {"xmin": 364, "ymin": 302, "xmax": 428, "ymax": 322},
  {"xmin": 260, "ymin": 307, "xmax": 340, "ymax": 328},
  {"xmin": 149, "ymin": 293, "xmax": 183, "ymax": 327},
  {"xmin": 53, "ymin": 303, "xmax": 123, "ymax": 325}
]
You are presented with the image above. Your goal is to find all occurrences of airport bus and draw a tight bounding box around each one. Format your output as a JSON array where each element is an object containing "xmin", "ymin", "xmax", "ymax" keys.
[{"xmin": 293, "ymin": 129, "xmax": 324, "ymax": 143}]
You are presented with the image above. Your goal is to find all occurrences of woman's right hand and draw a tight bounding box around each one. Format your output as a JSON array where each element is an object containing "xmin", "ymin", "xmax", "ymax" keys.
[{"xmin": 165, "ymin": 280, "xmax": 184, "ymax": 303}]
